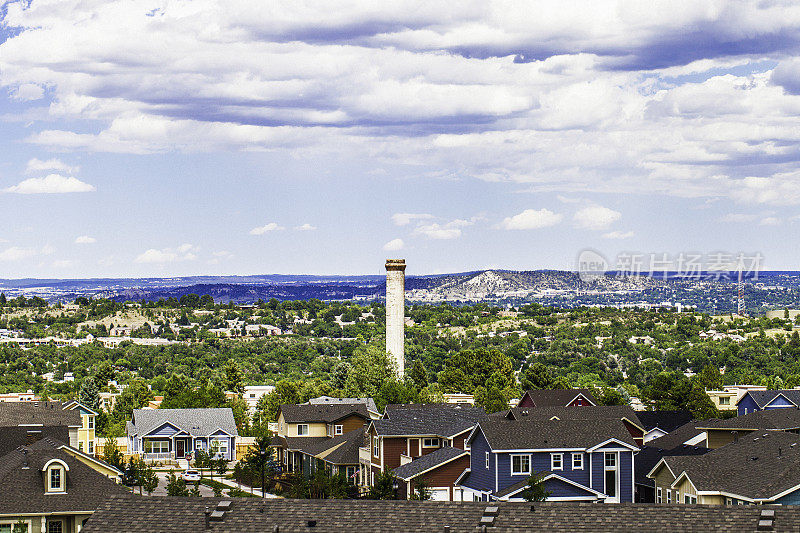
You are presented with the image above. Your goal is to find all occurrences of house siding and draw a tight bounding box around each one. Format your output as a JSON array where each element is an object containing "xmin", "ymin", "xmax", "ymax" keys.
[
  {"xmin": 774, "ymin": 489, "xmax": 800, "ymax": 505},
  {"xmin": 706, "ymin": 429, "xmax": 753, "ymax": 449},
  {"xmin": 737, "ymin": 395, "xmax": 760, "ymax": 416},
  {"xmin": 407, "ymin": 454, "xmax": 470, "ymax": 501},
  {"xmin": 381, "ymin": 437, "xmax": 408, "ymax": 471},
  {"xmin": 545, "ymin": 477, "xmax": 596, "ymax": 498},
  {"xmin": 764, "ymin": 395, "xmax": 795, "ymax": 409},
  {"xmin": 339, "ymin": 414, "xmax": 368, "ymax": 434},
  {"xmin": 463, "ymin": 429, "xmax": 493, "ymax": 493}
]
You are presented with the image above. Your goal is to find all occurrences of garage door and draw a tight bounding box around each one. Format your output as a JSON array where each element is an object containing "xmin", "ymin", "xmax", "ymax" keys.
[{"xmin": 429, "ymin": 488, "xmax": 450, "ymax": 501}]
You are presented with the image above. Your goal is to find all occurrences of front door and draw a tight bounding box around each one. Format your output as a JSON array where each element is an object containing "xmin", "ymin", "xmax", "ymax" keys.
[{"xmin": 176, "ymin": 439, "xmax": 185, "ymax": 459}]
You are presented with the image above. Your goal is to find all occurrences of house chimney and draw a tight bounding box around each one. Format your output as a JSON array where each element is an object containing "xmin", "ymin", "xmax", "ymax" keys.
[{"xmin": 204, "ymin": 507, "xmax": 211, "ymax": 529}]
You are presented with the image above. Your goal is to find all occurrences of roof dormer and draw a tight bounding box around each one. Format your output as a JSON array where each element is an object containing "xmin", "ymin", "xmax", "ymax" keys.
[{"xmin": 42, "ymin": 458, "xmax": 69, "ymax": 494}]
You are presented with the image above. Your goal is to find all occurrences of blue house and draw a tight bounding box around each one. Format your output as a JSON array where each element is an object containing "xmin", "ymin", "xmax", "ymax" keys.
[
  {"xmin": 459, "ymin": 416, "xmax": 639, "ymax": 502},
  {"xmin": 736, "ymin": 390, "xmax": 800, "ymax": 416},
  {"xmin": 126, "ymin": 408, "xmax": 238, "ymax": 461}
]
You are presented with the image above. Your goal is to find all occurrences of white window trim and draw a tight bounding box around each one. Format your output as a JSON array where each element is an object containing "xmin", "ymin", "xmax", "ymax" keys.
[
  {"xmin": 47, "ymin": 519, "xmax": 64, "ymax": 533},
  {"xmin": 510, "ymin": 454, "xmax": 531, "ymax": 476},
  {"xmin": 657, "ymin": 487, "xmax": 662, "ymax": 503},
  {"xmin": 667, "ymin": 490, "xmax": 672, "ymax": 503},
  {"xmin": 464, "ymin": 439, "xmax": 470, "ymax": 451},
  {"xmin": 87, "ymin": 416, "xmax": 95, "ymax": 429},
  {"xmin": 422, "ymin": 438, "xmax": 440, "ymax": 448},
  {"xmin": 373, "ymin": 436, "xmax": 380, "ymax": 458},
  {"xmin": 571, "ymin": 452, "xmax": 583, "ymax": 470},
  {"xmin": 485, "ymin": 451, "xmax": 490, "ymax": 470},
  {"xmin": 550, "ymin": 453, "xmax": 563, "ymax": 471},
  {"xmin": 297, "ymin": 424, "xmax": 309, "ymax": 436},
  {"xmin": 48, "ymin": 466, "xmax": 64, "ymax": 493},
  {"xmin": 334, "ymin": 425, "xmax": 343, "ymax": 435}
]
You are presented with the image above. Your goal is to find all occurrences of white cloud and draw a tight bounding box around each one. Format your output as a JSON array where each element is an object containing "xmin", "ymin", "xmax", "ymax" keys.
[
  {"xmin": 26, "ymin": 158, "xmax": 79, "ymax": 175},
  {"xmin": 413, "ymin": 218, "xmax": 474, "ymax": 240},
  {"xmin": 213, "ymin": 250, "xmax": 233, "ymax": 258},
  {"xmin": 573, "ymin": 205, "xmax": 621, "ymax": 231},
  {"xmin": 499, "ymin": 208, "xmax": 562, "ymax": 230},
  {"xmin": 0, "ymin": 247, "xmax": 37, "ymax": 262},
  {"xmin": 383, "ymin": 238, "xmax": 404, "ymax": 251},
  {"xmin": 135, "ymin": 244, "xmax": 198, "ymax": 263},
  {"xmin": 11, "ymin": 83, "xmax": 43, "ymax": 101},
  {"xmin": 40, "ymin": 244, "xmax": 55, "ymax": 256},
  {"xmin": 4, "ymin": 174, "xmax": 95, "ymax": 194},
  {"xmin": 392, "ymin": 213, "xmax": 434, "ymax": 226},
  {"xmin": 249, "ymin": 223, "xmax": 285, "ymax": 235},
  {"xmin": 294, "ymin": 223, "xmax": 317, "ymax": 231},
  {"xmin": 74, "ymin": 235, "xmax": 96, "ymax": 244},
  {"xmin": 52, "ymin": 259, "xmax": 76, "ymax": 268},
  {"xmin": 720, "ymin": 213, "xmax": 758, "ymax": 223},
  {"xmin": 760, "ymin": 216, "xmax": 780, "ymax": 226},
  {"xmin": 602, "ymin": 230, "xmax": 635, "ymax": 239}
]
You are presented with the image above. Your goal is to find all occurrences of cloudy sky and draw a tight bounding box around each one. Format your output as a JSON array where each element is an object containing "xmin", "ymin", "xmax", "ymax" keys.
[{"xmin": 2, "ymin": 1, "xmax": 800, "ymax": 277}]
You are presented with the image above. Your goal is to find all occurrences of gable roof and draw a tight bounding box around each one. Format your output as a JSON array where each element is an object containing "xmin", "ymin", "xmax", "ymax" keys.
[
  {"xmin": 0, "ymin": 437, "xmax": 129, "ymax": 516},
  {"xmin": 371, "ymin": 404, "xmax": 487, "ymax": 438},
  {"xmin": 0, "ymin": 425, "xmax": 72, "ymax": 458},
  {"xmin": 636, "ymin": 410, "xmax": 694, "ymax": 433},
  {"xmin": 474, "ymin": 417, "xmax": 638, "ymax": 451},
  {"xmin": 663, "ymin": 431, "xmax": 800, "ymax": 501},
  {"xmin": 696, "ymin": 408, "xmax": 800, "ymax": 431},
  {"xmin": 128, "ymin": 408, "xmax": 238, "ymax": 437},
  {"xmin": 83, "ymin": 496, "xmax": 800, "ymax": 532},
  {"xmin": 499, "ymin": 406, "xmax": 643, "ymax": 431},
  {"xmin": 737, "ymin": 389, "xmax": 800, "ymax": 408},
  {"xmin": 391, "ymin": 446, "xmax": 468, "ymax": 481},
  {"xmin": 519, "ymin": 389, "xmax": 597, "ymax": 408},
  {"xmin": 306, "ymin": 396, "xmax": 379, "ymax": 416},
  {"xmin": 278, "ymin": 403, "xmax": 369, "ymax": 424},
  {"xmin": 302, "ymin": 428, "xmax": 366, "ymax": 466},
  {"xmin": 0, "ymin": 401, "xmax": 82, "ymax": 428},
  {"xmin": 645, "ymin": 420, "xmax": 710, "ymax": 450},
  {"xmin": 634, "ymin": 444, "xmax": 710, "ymax": 487}
]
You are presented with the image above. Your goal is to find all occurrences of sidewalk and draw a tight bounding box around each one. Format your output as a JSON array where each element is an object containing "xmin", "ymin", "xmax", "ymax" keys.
[{"xmin": 217, "ymin": 476, "xmax": 280, "ymax": 499}]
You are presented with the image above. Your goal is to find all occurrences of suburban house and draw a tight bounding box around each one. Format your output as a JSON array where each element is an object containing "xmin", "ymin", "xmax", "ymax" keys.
[
  {"xmin": 0, "ymin": 437, "xmax": 128, "ymax": 533},
  {"xmin": 242, "ymin": 385, "xmax": 275, "ymax": 414},
  {"xmin": 695, "ymin": 408, "xmax": 800, "ymax": 449},
  {"xmin": 497, "ymin": 405, "xmax": 646, "ymax": 446},
  {"xmin": 305, "ymin": 396, "xmax": 381, "ymax": 419},
  {"xmin": 517, "ymin": 389, "xmax": 597, "ymax": 408},
  {"xmin": 363, "ymin": 404, "xmax": 487, "ymax": 500},
  {"xmin": 460, "ymin": 416, "xmax": 639, "ymax": 503},
  {"xmin": 736, "ymin": 389, "xmax": 800, "ymax": 416},
  {"xmin": 62, "ymin": 401, "xmax": 97, "ymax": 455},
  {"xmin": 274, "ymin": 403, "xmax": 371, "ymax": 474},
  {"xmin": 83, "ymin": 495, "xmax": 799, "ymax": 533},
  {"xmin": 648, "ymin": 430, "xmax": 800, "ymax": 505},
  {"xmin": 126, "ymin": 408, "xmax": 238, "ymax": 461},
  {"xmin": 0, "ymin": 401, "xmax": 82, "ymax": 451},
  {"xmin": 636, "ymin": 410, "xmax": 694, "ymax": 443},
  {"xmin": 705, "ymin": 385, "xmax": 766, "ymax": 412}
]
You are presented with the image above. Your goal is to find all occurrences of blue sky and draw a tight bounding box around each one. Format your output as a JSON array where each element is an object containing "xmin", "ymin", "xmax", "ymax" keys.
[{"xmin": 2, "ymin": 1, "xmax": 800, "ymax": 278}]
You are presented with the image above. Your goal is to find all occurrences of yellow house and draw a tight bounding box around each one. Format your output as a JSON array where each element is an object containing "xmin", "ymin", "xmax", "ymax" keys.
[{"xmin": 63, "ymin": 401, "xmax": 98, "ymax": 456}]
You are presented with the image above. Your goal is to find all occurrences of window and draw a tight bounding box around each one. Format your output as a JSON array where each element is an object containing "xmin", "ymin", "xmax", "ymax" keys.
[
  {"xmin": 550, "ymin": 453, "xmax": 563, "ymax": 471},
  {"xmin": 88, "ymin": 416, "xmax": 95, "ymax": 429},
  {"xmin": 485, "ymin": 452, "xmax": 490, "ymax": 470},
  {"xmin": 604, "ymin": 453, "xmax": 616, "ymax": 468},
  {"xmin": 667, "ymin": 490, "xmax": 672, "ymax": 503},
  {"xmin": 346, "ymin": 466, "xmax": 356, "ymax": 479},
  {"xmin": 684, "ymin": 495, "xmax": 697, "ymax": 504},
  {"xmin": 78, "ymin": 442, "xmax": 84, "ymax": 451},
  {"xmin": 373, "ymin": 436, "xmax": 380, "ymax": 458},
  {"xmin": 719, "ymin": 397, "xmax": 730, "ymax": 405},
  {"xmin": 464, "ymin": 439, "xmax": 470, "ymax": 451},
  {"xmin": 572, "ymin": 453, "xmax": 583, "ymax": 470},
  {"xmin": 726, "ymin": 498, "xmax": 732, "ymax": 505},
  {"xmin": 335, "ymin": 425, "xmax": 343, "ymax": 436},
  {"xmin": 47, "ymin": 521, "xmax": 62, "ymax": 533},
  {"xmin": 297, "ymin": 424, "xmax": 309, "ymax": 436},
  {"xmin": 422, "ymin": 438, "xmax": 440, "ymax": 448},
  {"xmin": 211, "ymin": 438, "xmax": 228, "ymax": 458},
  {"xmin": 657, "ymin": 487, "xmax": 662, "ymax": 503},
  {"xmin": 144, "ymin": 440, "xmax": 169, "ymax": 454},
  {"xmin": 88, "ymin": 440, "xmax": 94, "ymax": 454},
  {"xmin": 511, "ymin": 454, "xmax": 531, "ymax": 475},
  {"xmin": 49, "ymin": 467, "xmax": 62, "ymax": 491}
]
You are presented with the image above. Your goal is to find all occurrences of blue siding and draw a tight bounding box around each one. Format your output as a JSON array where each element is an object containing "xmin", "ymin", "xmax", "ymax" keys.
[
  {"xmin": 591, "ymin": 452, "xmax": 604, "ymax": 492},
  {"xmin": 738, "ymin": 395, "xmax": 760, "ymax": 416},
  {"xmin": 545, "ymin": 477, "xmax": 597, "ymax": 498},
  {"xmin": 620, "ymin": 451, "xmax": 633, "ymax": 502},
  {"xmin": 465, "ymin": 429, "xmax": 494, "ymax": 492},
  {"xmin": 774, "ymin": 488, "xmax": 800, "ymax": 505},
  {"xmin": 148, "ymin": 422, "xmax": 181, "ymax": 437},
  {"xmin": 765, "ymin": 395, "xmax": 795, "ymax": 409}
]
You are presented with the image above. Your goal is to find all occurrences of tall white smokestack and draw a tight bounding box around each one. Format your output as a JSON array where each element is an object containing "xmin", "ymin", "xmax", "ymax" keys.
[{"xmin": 385, "ymin": 259, "xmax": 406, "ymax": 377}]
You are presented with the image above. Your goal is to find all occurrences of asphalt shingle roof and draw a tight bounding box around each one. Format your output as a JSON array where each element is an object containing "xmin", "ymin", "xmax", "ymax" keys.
[
  {"xmin": 0, "ymin": 401, "xmax": 81, "ymax": 427},
  {"xmin": 645, "ymin": 420, "xmax": 710, "ymax": 450},
  {"xmin": 636, "ymin": 410, "xmax": 694, "ymax": 432},
  {"xmin": 500, "ymin": 405, "xmax": 643, "ymax": 430},
  {"xmin": 391, "ymin": 446, "xmax": 468, "ymax": 480},
  {"xmin": 372, "ymin": 404, "xmax": 487, "ymax": 438},
  {"xmin": 0, "ymin": 437, "xmax": 130, "ymax": 515},
  {"xmin": 661, "ymin": 430, "xmax": 800, "ymax": 500},
  {"xmin": 634, "ymin": 444, "xmax": 710, "ymax": 487},
  {"xmin": 279, "ymin": 403, "xmax": 369, "ymax": 424},
  {"xmin": 697, "ymin": 408, "xmax": 800, "ymax": 431},
  {"xmin": 739, "ymin": 389, "xmax": 800, "ymax": 408},
  {"xmin": 476, "ymin": 417, "xmax": 637, "ymax": 450},
  {"xmin": 519, "ymin": 388, "xmax": 597, "ymax": 407},
  {"xmin": 128, "ymin": 408, "xmax": 238, "ymax": 437},
  {"xmin": 83, "ymin": 496, "xmax": 800, "ymax": 532},
  {"xmin": 0, "ymin": 425, "xmax": 71, "ymax": 457},
  {"xmin": 306, "ymin": 396, "xmax": 379, "ymax": 414}
]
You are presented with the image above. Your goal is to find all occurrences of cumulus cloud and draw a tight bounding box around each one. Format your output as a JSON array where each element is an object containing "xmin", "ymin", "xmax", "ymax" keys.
[
  {"xmin": 249, "ymin": 223, "xmax": 285, "ymax": 235},
  {"xmin": 4, "ymin": 174, "xmax": 95, "ymax": 194},
  {"xmin": 11, "ymin": 83, "xmax": 43, "ymax": 101},
  {"xmin": 26, "ymin": 158, "xmax": 79, "ymax": 175},
  {"xmin": 0, "ymin": 247, "xmax": 37, "ymax": 262},
  {"xmin": 602, "ymin": 230, "xmax": 635, "ymax": 239},
  {"xmin": 383, "ymin": 238, "xmax": 404, "ymax": 251},
  {"xmin": 74, "ymin": 235, "xmax": 96, "ymax": 244},
  {"xmin": 413, "ymin": 218, "xmax": 474, "ymax": 240},
  {"xmin": 135, "ymin": 244, "xmax": 198, "ymax": 263},
  {"xmin": 499, "ymin": 208, "xmax": 562, "ymax": 230},
  {"xmin": 392, "ymin": 213, "xmax": 434, "ymax": 226},
  {"xmin": 294, "ymin": 223, "xmax": 317, "ymax": 231},
  {"xmin": 573, "ymin": 205, "xmax": 622, "ymax": 231}
]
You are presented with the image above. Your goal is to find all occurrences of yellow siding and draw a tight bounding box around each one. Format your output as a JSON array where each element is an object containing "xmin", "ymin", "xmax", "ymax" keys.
[{"xmin": 286, "ymin": 422, "xmax": 327, "ymax": 437}]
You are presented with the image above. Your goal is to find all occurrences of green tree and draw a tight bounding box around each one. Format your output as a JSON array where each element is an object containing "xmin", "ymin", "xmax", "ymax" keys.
[
  {"xmin": 366, "ymin": 471, "xmax": 398, "ymax": 500},
  {"xmin": 12, "ymin": 519, "xmax": 27, "ymax": 533},
  {"xmin": 78, "ymin": 377, "xmax": 100, "ymax": 411},
  {"xmin": 474, "ymin": 385, "xmax": 509, "ymax": 414},
  {"xmin": 519, "ymin": 363, "xmax": 556, "ymax": 390},
  {"xmin": 140, "ymin": 463, "xmax": 159, "ymax": 495},
  {"xmin": 166, "ymin": 470, "xmax": 189, "ymax": 496},
  {"xmin": 101, "ymin": 437, "xmax": 124, "ymax": 470},
  {"xmin": 693, "ymin": 364, "xmax": 723, "ymax": 391},
  {"xmin": 223, "ymin": 359, "xmax": 245, "ymax": 395},
  {"xmin": 407, "ymin": 360, "xmax": 428, "ymax": 390},
  {"xmin": 521, "ymin": 469, "xmax": 551, "ymax": 502},
  {"xmin": 437, "ymin": 348, "xmax": 514, "ymax": 394},
  {"xmin": 409, "ymin": 477, "xmax": 432, "ymax": 500},
  {"xmin": 343, "ymin": 344, "xmax": 396, "ymax": 398}
]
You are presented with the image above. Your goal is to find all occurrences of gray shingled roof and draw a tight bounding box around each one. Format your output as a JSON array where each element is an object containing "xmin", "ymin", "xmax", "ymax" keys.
[
  {"xmin": 636, "ymin": 410, "xmax": 694, "ymax": 432},
  {"xmin": 739, "ymin": 389, "xmax": 800, "ymax": 408},
  {"xmin": 645, "ymin": 420, "xmax": 710, "ymax": 450},
  {"xmin": 661, "ymin": 431, "xmax": 800, "ymax": 500},
  {"xmin": 83, "ymin": 496, "xmax": 800, "ymax": 532},
  {"xmin": 0, "ymin": 437, "xmax": 130, "ymax": 515},
  {"xmin": 316, "ymin": 429, "xmax": 365, "ymax": 466},
  {"xmin": 279, "ymin": 403, "xmax": 369, "ymax": 424},
  {"xmin": 697, "ymin": 408, "xmax": 800, "ymax": 431},
  {"xmin": 634, "ymin": 444, "xmax": 710, "ymax": 487},
  {"xmin": 0, "ymin": 401, "xmax": 81, "ymax": 428},
  {"xmin": 476, "ymin": 417, "xmax": 637, "ymax": 450},
  {"xmin": 128, "ymin": 408, "xmax": 238, "ymax": 437},
  {"xmin": 306, "ymin": 396, "xmax": 379, "ymax": 414},
  {"xmin": 0, "ymin": 426, "xmax": 71, "ymax": 457},
  {"xmin": 372, "ymin": 404, "xmax": 487, "ymax": 438},
  {"xmin": 391, "ymin": 446, "xmax": 468, "ymax": 481},
  {"xmin": 519, "ymin": 389, "xmax": 597, "ymax": 407},
  {"xmin": 501, "ymin": 405, "xmax": 643, "ymax": 430}
]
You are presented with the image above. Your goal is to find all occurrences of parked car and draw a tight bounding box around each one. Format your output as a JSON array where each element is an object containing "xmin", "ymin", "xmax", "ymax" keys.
[{"xmin": 180, "ymin": 470, "xmax": 201, "ymax": 482}]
